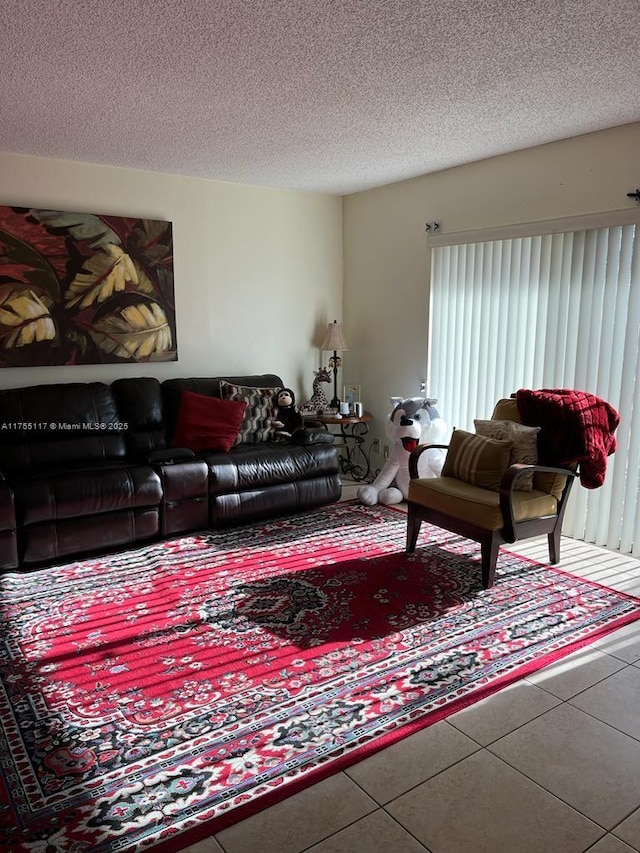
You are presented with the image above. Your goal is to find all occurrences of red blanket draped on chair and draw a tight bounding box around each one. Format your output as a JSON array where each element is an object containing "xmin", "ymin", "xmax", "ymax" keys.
[{"xmin": 516, "ymin": 389, "xmax": 620, "ymax": 489}]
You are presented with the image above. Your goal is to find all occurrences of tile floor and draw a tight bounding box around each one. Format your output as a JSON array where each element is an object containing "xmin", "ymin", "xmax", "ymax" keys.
[{"xmin": 172, "ymin": 480, "xmax": 640, "ymax": 853}]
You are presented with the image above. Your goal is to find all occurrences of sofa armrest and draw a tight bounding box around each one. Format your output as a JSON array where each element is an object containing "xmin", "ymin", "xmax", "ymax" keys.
[
  {"xmin": 145, "ymin": 448, "xmax": 196, "ymax": 464},
  {"xmin": 292, "ymin": 428, "xmax": 335, "ymax": 446}
]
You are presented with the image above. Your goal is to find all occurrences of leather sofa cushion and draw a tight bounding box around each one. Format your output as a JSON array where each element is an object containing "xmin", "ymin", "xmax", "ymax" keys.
[
  {"xmin": 407, "ymin": 476, "xmax": 558, "ymax": 531},
  {"xmin": 12, "ymin": 464, "xmax": 162, "ymax": 526},
  {"xmin": 111, "ymin": 377, "xmax": 167, "ymax": 457},
  {"xmin": 21, "ymin": 510, "xmax": 160, "ymax": 565},
  {"xmin": 210, "ymin": 474, "xmax": 342, "ymax": 527},
  {"xmin": 0, "ymin": 435, "xmax": 127, "ymax": 474},
  {"xmin": 201, "ymin": 443, "xmax": 339, "ymax": 496},
  {"xmin": 0, "ymin": 382, "xmax": 126, "ymax": 472}
]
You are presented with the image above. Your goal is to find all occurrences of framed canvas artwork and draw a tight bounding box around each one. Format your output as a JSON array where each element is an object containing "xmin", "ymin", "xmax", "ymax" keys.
[{"xmin": 0, "ymin": 206, "xmax": 177, "ymax": 367}]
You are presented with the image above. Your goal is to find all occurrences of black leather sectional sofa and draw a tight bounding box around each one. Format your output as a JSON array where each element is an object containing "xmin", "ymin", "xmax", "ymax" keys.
[{"xmin": 0, "ymin": 374, "xmax": 341, "ymax": 570}]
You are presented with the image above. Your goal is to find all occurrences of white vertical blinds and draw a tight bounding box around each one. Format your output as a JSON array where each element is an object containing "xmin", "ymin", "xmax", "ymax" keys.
[{"xmin": 428, "ymin": 222, "xmax": 640, "ymax": 555}]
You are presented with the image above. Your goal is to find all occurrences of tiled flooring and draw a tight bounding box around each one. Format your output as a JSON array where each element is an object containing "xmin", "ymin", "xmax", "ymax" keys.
[{"xmin": 174, "ymin": 481, "xmax": 640, "ymax": 853}]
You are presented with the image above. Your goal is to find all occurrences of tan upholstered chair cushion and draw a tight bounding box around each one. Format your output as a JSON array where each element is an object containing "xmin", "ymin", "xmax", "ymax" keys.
[
  {"xmin": 491, "ymin": 398, "xmax": 521, "ymax": 422},
  {"xmin": 407, "ymin": 477, "xmax": 559, "ymax": 531},
  {"xmin": 442, "ymin": 429, "xmax": 512, "ymax": 491}
]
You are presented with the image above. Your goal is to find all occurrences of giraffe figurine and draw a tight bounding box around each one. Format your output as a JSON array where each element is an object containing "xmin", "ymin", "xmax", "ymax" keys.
[{"xmin": 305, "ymin": 367, "xmax": 332, "ymax": 412}]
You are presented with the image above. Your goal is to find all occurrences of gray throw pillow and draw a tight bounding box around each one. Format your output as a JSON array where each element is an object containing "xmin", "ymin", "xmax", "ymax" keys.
[{"xmin": 474, "ymin": 419, "xmax": 541, "ymax": 491}]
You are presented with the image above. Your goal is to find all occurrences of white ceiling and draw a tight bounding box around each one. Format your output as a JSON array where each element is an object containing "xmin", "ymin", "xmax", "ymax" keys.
[{"xmin": 1, "ymin": 0, "xmax": 639, "ymax": 195}]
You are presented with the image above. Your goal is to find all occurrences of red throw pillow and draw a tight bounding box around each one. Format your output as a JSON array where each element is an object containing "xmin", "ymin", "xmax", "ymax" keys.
[{"xmin": 171, "ymin": 391, "xmax": 247, "ymax": 452}]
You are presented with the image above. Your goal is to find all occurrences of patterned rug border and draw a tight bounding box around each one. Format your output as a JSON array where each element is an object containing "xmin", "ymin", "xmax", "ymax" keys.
[
  {"xmin": 2, "ymin": 502, "xmax": 640, "ymax": 853},
  {"xmin": 162, "ymin": 620, "xmax": 640, "ymax": 853},
  {"xmin": 192, "ymin": 625, "xmax": 640, "ymax": 844},
  {"xmin": 154, "ymin": 506, "xmax": 640, "ymax": 851}
]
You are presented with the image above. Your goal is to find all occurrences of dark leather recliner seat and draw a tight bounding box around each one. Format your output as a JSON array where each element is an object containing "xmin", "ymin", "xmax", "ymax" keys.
[
  {"xmin": 13, "ymin": 463, "xmax": 162, "ymax": 564},
  {"xmin": 202, "ymin": 441, "xmax": 340, "ymax": 526},
  {"xmin": 0, "ymin": 382, "xmax": 163, "ymax": 565}
]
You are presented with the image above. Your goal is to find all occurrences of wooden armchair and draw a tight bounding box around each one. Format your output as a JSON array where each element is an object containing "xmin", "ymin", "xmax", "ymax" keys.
[{"xmin": 405, "ymin": 397, "xmax": 577, "ymax": 589}]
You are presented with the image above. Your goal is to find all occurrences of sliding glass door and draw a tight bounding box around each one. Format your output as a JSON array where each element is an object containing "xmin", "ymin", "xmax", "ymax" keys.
[{"xmin": 428, "ymin": 219, "xmax": 640, "ymax": 554}]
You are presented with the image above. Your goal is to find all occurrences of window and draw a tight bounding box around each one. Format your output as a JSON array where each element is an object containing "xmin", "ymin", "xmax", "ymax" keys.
[{"xmin": 428, "ymin": 212, "xmax": 640, "ymax": 554}]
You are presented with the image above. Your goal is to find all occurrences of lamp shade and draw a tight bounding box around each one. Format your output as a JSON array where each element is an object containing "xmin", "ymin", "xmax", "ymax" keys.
[{"xmin": 320, "ymin": 321, "xmax": 349, "ymax": 352}]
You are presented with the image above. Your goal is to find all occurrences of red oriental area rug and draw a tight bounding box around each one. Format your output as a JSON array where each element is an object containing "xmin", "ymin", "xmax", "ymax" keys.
[{"xmin": 2, "ymin": 502, "xmax": 640, "ymax": 852}]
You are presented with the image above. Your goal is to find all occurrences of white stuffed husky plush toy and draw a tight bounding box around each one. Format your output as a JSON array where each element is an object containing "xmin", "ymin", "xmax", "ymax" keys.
[{"xmin": 358, "ymin": 397, "xmax": 447, "ymax": 506}]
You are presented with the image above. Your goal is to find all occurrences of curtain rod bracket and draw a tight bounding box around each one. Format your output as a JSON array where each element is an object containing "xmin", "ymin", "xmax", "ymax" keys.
[{"xmin": 626, "ymin": 189, "xmax": 640, "ymax": 205}]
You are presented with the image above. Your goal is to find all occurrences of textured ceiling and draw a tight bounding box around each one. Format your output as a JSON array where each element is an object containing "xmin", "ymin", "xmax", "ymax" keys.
[{"xmin": 1, "ymin": 0, "xmax": 639, "ymax": 195}]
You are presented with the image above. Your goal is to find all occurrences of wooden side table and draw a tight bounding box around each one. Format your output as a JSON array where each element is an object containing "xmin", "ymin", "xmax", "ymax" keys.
[{"xmin": 303, "ymin": 412, "xmax": 373, "ymax": 482}]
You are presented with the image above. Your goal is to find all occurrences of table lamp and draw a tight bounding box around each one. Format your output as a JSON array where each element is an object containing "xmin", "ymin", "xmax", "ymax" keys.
[{"xmin": 320, "ymin": 320, "xmax": 349, "ymax": 409}]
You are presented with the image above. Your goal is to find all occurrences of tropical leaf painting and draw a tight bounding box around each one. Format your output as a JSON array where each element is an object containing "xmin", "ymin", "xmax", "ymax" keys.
[
  {"xmin": 88, "ymin": 300, "xmax": 173, "ymax": 360},
  {"xmin": 0, "ymin": 206, "xmax": 176, "ymax": 366},
  {"xmin": 0, "ymin": 286, "xmax": 56, "ymax": 349}
]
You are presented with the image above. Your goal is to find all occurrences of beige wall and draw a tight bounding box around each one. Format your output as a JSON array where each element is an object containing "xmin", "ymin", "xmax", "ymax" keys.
[
  {"xmin": 0, "ymin": 152, "xmax": 343, "ymax": 400},
  {"xmin": 3, "ymin": 123, "xmax": 639, "ymax": 445},
  {"xmin": 343, "ymin": 122, "xmax": 640, "ymax": 451}
]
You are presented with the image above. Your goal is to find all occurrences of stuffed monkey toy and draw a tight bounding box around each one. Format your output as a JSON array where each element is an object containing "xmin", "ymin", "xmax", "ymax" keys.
[{"xmin": 272, "ymin": 388, "xmax": 304, "ymax": 439}]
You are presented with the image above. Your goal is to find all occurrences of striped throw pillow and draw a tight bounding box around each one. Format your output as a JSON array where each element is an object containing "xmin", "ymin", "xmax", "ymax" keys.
[
  {"xmin": 442, "ymin": 429, "xmax": 513, "ymax": 491},
  {"xmin": 219, "ymin": 381, "xmax": 281, "ymax": 444}
]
